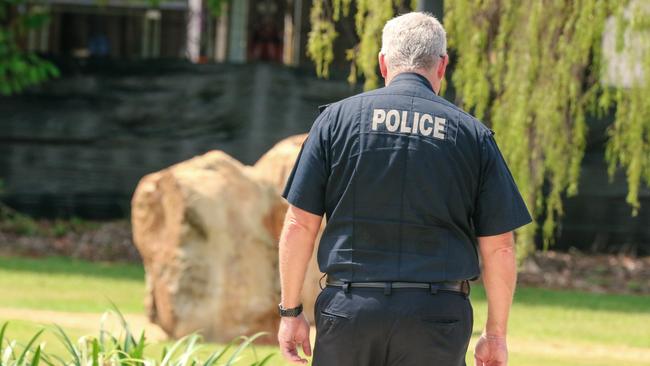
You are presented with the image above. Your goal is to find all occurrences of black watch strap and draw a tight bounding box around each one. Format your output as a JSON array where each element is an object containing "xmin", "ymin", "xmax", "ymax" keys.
[{"xmin": 278, "ymin": 303, "xmax": 303, "ymax": 317}]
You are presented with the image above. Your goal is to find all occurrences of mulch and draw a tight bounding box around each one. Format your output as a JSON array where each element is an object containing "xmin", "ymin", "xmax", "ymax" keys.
[
  {"xmin": 1, "ymin": 218, "xmax": 649, "ymax": 295},
  {"xmin": 0, "ymin": 220, "xmax": 141, "ymax": 262},
  {"xmin": 518, "ymin": 249, "xmax": 650, "ymax": 295}
]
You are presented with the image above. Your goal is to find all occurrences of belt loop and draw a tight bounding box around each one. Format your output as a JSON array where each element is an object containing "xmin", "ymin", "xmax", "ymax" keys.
[
  {"xmin": 429, "ymin": 283, "xmax": 439, "ymax": 294},
  {"xmin": 319, "ymin": 273, "xmax": 327, "ymax": 290},
  {"xmin": 384, "ymin": 282, "xmax": 392, "ymax": 295},
  {"xmin": 462, "ymin": 280, "xmax": 471, "ymax": 298},
  {"xmin": 342, "ymin": 282, "xmax": 350, "ymax": 293}
]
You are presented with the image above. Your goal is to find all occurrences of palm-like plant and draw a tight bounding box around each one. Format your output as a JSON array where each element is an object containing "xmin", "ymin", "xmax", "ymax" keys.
[{"xmin": 0, "ymin": 304, "xmax": 275, "ymax": 366}]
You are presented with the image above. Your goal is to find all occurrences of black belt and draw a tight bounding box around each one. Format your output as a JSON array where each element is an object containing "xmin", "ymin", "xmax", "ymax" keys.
[{"xmin": 325, "ymin": 278, "xmax": 470, "ymax": 296}]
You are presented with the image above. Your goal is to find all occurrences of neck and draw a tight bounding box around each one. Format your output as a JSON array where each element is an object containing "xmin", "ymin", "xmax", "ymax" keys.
[{"xmin": 385, "ymin": 69, "xmax": 440, "ymax": 94}]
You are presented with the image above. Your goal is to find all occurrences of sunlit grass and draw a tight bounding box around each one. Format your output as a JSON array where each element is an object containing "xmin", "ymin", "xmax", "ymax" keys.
[
  {"xmin": 467, "ymin": 286, "xmax": 650, "ymax": 365},
  {"xmin": 0, "ymin": 256, "xmax": 144, "ymax": 313},
  {"xmin": 1, "ymin": 255, "xmax": 649, "ymax": 365}
]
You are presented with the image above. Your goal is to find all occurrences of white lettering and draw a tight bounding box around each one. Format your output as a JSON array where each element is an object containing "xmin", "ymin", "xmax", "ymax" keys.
[
  {"xmin": 386, "ymin": 109, "xmax": 400, "ymax": 132},
  {"xmin": 372, "ymin": 109, "xmax": 386, "ymax": 131},
  {"xmin": 399, "ymin": 110, "xmax": 411, "ymax": 133},
  {"xmin": 419, "ymin": 113, "xmax": 433, "ymax": 136},
  {"xmin": 369, "ymin": 109, "xmax": 448, "ymax": 141},
  {"xmin": 412, "ymin": 112, "xmax": 420, "ymax": 134},
  {"xmin": 433, "ymin": 117, "xmax": 446, "ymax": 140}
]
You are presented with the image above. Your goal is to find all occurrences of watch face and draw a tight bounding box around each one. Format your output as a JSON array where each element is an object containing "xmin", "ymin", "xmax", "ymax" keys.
[{"xmin": 278, "ymin": 303, "xmax": 302, "ymax": 317}]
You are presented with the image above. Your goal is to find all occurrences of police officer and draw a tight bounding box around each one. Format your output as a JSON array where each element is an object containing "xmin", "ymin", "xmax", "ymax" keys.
[{"xmin": 276, "ymin": 12, "xmax": 532, "ymax": 366}]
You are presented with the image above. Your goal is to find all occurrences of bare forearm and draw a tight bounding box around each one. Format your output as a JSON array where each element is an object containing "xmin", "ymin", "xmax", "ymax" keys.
[
  {"xmin": 478, "ymin": 232, "xmax": 517, "ymax": 337},
  {"xmin": 279, "ymin": 206, "xmax": 321, "ymax": 308}
]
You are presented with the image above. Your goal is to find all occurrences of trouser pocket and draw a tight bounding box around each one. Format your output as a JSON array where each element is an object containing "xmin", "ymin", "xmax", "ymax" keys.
[
  {"xmin": 316, "ymin": 287, "xmax": 351, "ymax": 336},
  {"xmin": 318, "ymin": 308, "xmax": 350, "ymax": 336},
  {"xmin": 384, "ymin": 293, "xmax": 472, "ymax": 366},
  {"xmin": 312, "ymin": 288, "xmax": 355, "ymax": 366}
]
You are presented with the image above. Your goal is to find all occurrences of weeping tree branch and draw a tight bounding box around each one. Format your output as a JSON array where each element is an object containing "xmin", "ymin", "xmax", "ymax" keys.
[
  {"xmin": 307, "ymin": 0, "xmax": 415, "ymax": 89},
  {"xmin": 306, "ymin": 0, "xmax": 650, "ymax": 260}
]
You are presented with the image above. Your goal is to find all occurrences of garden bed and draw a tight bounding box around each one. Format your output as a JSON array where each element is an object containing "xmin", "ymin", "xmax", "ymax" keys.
[
  {"xmin": 518, "ymin": 249, "xmax": 650, "ymax": 295},
  {"xmin": 0, "ymin": 206, "xmax": 139, "ymax": 262},
  {"xmin": 1, "ymin": 211, "xmax": 649, "ymax": 294}
]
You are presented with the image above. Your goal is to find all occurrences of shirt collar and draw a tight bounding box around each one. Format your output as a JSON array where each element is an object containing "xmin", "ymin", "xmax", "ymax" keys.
[{"xmin": 388, "ymin": 72, "xmax": 435, "ymax": 94}]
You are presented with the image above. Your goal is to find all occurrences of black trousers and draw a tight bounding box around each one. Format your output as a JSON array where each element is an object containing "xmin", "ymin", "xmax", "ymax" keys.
[{"xmin": 312, "ymin": 285, "xmax": 473, "ymax": 366}]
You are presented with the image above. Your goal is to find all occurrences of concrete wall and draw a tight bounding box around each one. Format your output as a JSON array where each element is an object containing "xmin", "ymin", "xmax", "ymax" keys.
[{"xmin": 0, "ymin": 61, "xmax": 358, "ymax": 217}]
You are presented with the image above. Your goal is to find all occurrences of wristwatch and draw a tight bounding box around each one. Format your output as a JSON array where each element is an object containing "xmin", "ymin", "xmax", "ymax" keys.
[{"xmin": 278, "ymin": 303, "xmax": 303, "ymax": 317}]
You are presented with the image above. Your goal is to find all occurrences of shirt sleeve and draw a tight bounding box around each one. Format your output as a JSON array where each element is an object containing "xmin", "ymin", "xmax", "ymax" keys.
[
  {"xmin": 473, "ymin": 131, "xmax": 533, "ymax": 236},
  {"xmin": 281, "ymin": 109, "xmax": 331, "ymax": 216}
]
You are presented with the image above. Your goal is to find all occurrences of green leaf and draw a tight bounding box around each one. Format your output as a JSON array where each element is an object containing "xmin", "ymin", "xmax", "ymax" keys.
[
  {"xmin": 225, "ymin": 333, "xmax": 268, "ymax": 366},
  {"xmin": 91, "ymin": 338, "xmax": 99, "ymax": 366},
  {"xmin": 17, "ymin": 328, "xmax": 44, "ymax": 365},
  {"xmin": 160, "ymin": 334, "xmax": 193, "ymax": 366},
  {"xmin": 252, "ymin": 353, "xmax": 275, "ymax": 366},
  {"xmin": 108, "ymin": 300, "xmax": 136, "ymax": 352},
  {"xmin": 52, "ymin": 324, "xmax": 81, "ymax": 365},
  {"xmin": 202, "ymin": 341, "xmax": 232, "ymax": 366},
  {"xmin": 0, "ymin": 322, "xmax": 8, "ymax": 349},
  {"xmin": 131, "ymin": 331, "xmax": 146, "ymax": 359},
  {"xmin": 30, "ymin": 345, "xmax": 42, "ymax": 366}
]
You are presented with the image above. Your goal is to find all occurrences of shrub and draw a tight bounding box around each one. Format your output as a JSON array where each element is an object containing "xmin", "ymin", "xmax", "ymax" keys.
[
  {"xmin": 0, "ymin": 306, "xmax": 275, "ymax": 366},
  {"xmin": 0, "ymin": 204, "xmax": 43, "ymax": 237}
]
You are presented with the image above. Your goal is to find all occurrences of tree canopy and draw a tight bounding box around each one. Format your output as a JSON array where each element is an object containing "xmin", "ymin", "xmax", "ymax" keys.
[
  {"xmin": 0, "ymin": 0, "xmax": 59, "ymax": 95},
  {"xmin": 307, "ymin": 0, "xmax": 650, "ymax": 258}
]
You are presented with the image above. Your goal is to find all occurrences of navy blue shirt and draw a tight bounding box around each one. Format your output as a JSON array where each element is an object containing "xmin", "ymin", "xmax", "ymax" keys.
[{"xmin": 282, "ymin": 72, "xmax": 532, "ymax": 282}]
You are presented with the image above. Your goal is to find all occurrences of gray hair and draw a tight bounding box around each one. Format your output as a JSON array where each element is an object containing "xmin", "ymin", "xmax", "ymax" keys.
[{"xmin": 380, "ymin": 12, "xmax": 447, "ymax": 72}]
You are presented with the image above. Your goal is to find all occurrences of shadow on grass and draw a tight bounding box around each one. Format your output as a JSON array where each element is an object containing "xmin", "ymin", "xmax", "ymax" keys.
[
  {"xmin": 470, "ymin": 283, "xmax": 650, "ymax": 314},
  {"xmin": 0, "ymin": 255, "xmax": 144, "ymax": 281}
]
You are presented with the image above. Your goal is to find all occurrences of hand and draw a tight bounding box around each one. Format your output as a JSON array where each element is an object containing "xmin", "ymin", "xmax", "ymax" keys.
[
  {"xmin": 278, "ymin": 313, "xmax": 312, "ymax": 364},
  {"xmin": 474, "ymin": 333, "xmax": 508, "ymax": 366}
]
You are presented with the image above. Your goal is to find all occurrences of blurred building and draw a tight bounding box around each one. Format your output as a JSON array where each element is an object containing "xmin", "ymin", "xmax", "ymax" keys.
[{"xmin": 26, "ymin": 0, "xmax": 310, "ymax": 65}]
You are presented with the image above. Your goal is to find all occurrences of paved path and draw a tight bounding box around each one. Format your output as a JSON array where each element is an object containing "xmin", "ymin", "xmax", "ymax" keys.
[{"xmin": 0, "ymin": 307, "xmax": 168, "ymax": 341}]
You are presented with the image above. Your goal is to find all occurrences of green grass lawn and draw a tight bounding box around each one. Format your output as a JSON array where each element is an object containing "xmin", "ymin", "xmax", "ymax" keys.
[
  {"xmin": 1, "ymin": 255, "xmax": 649, "ymax": 366},
  {"xmin": 0, "ymin": 255, "xmax": 144, "ymax": 312}
]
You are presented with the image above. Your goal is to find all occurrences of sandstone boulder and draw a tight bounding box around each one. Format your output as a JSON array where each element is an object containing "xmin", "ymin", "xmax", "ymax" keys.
[
  {"xmin": 131, "ymin": 134, "xmax": 326, "ymax": 343},
  {"xmin": 251, "ymin": 134, "xmax": 307, "ymax": 189},
  {"xmin": 251, "ymin": 134, "xmax": 326, "ymax": 325}
]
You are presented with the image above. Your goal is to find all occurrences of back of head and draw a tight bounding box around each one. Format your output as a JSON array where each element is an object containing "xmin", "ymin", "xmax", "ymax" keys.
[{"xmin": 381, "ymin": 12, "xmax": 447, "ymax": 73}]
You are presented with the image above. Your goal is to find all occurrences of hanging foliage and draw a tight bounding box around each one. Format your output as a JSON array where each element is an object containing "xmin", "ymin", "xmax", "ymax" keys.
[
  {"xmin": 307, "ymin": 0, "xmax": 650, "ymax": 259},
  {"xmin": 605, "ymin": 1, "xmax": 650, "ymax": 216},
  {"xmin": 445, "ymin": 0, "xmax": 650, "ymax": 258},
  {"xmin": 306, "ymin": 0, "xmax": 339, "ymax": 79},
  {"xmin": 307, "ymin": 0, "xmax": 414, "ymax": 90}
]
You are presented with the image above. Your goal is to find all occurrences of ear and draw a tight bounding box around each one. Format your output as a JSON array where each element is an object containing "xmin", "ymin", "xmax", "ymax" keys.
[
  {"xmin": 379, "ymin": 53, "xmax": 388, "ymax": 79},
  {"xmin": 436, "ymin": 54, "xmax": 449, "ymax": 79}
]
